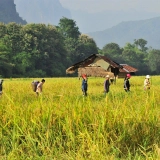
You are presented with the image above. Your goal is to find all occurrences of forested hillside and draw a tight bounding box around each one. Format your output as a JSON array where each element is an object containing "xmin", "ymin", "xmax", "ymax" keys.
[
  {"xmin": 88, "ymin": 17, "xmax": 160, "ymax": 49},
  {"xmin": 0, "ymin": 18, "xmax": 98, "ymax": 78},
  {"xmin": 1, "ymin": 19, "xmax": 160, "ymax": 78},
  {"xmin": 0, "ymin": 0, "xmax": 26, "ymax": 24},
  {"xmin": 101, "ymin": 40, "xmax": 160, "ymax": 76}
]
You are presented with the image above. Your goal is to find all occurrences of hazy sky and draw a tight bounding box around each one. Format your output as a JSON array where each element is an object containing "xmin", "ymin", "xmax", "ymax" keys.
[{"xmin": 59, "ymin": 0, "xmax": 160, "ymax": 13}]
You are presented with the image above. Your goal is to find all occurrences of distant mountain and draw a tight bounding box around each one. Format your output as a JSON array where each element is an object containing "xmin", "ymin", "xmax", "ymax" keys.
[
  {"xmin": 0, "ymin": 0, "xmax": 26, "ymax": 24},
  {"xmin": 71, "ymin": 9, "xmax": 160, "ymax": 33},
  {"xmin": 87, "ymin": 17, "xmax": 160, "ymax": 49},
  {"xmin": 14, "ymin": 0, "xmax": 71, "ymax": 25}
]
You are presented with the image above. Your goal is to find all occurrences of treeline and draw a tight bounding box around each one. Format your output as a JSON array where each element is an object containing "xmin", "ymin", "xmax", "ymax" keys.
[
  {"xmin": 0, "ymin": 17, "xmax": 98, "ymax": 77},
  {"xmin": 102, "ymin": 39, "xmax": 160, "ymax": 75},
  {"xmin": 0, "ymin": 17, "xmax": 160, "ymax": 78}
]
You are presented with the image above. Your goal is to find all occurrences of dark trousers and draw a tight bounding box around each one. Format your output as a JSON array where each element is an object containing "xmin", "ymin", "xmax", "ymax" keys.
[{"xmin": 82, "ymin": 90, "xmax": 87, "ymax": 96}]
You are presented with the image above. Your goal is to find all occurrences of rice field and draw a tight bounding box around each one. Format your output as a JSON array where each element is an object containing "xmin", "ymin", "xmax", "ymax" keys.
[{"xmin": 0, "ymin": 76, "xmax": 160, "ymax": 159}]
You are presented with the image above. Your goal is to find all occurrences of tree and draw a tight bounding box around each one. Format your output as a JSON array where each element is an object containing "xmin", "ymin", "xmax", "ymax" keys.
[
  {"xmin": 43, "ymin": 24, "xmax": 68, "ymax": 76},
  {"xmin": 57, "ymin": 17, "xmax": 81, "ymax": 64},
  {"xmin": 123, "ymin": 43, "xmax": 135, "ymax": 50},
  {"xmin": 121, "ymin": 49, "xmax": 138, "ymax": 64},
  {"xmin": 102, "ymin": 42, "xmax": 122, "ymax": 62},
  {"xmin": 74, "ymin": 34, "xmax": 98, "ymax": 62},
  {"xmin": 134, "ymin": 38, "xmax": 148, "ymax": 52},
  {"xmin": 0, "ymin": 40, "xmax": 13, "ymax": 77},
  {"xmin": 3, "ymin": 22, "xmax": 23, "ymax": 55},
  {"xmin": 22, "ymin": 23, "xmax": 68, "ymax": 77},
  {"xmin": 122, "ymin": 42, "xmax": 150, "ymax": 74},
  {"xmin": 58, "ymin": 17, "xmax": 80, "ymax": 39},
  {"xmin": 148, "ymin": 49, "xmax": 160, "ymax": 74},
  {"xmin": 0, "ymin": 23, "xmax": 6, "ymax": 38}
]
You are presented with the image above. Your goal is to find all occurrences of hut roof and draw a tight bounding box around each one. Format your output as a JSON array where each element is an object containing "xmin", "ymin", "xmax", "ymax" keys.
[
  {"xmin": 119, "ymin": 64, "xmax": 138, "ymax": 73},
  {"xmin": 66, "ymin": 54, "xmax": 122, "ymax": 74}
]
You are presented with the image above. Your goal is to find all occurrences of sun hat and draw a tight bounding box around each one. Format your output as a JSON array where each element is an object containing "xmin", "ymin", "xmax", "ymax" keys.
[
  {"xmin": 126, "ymin": 74, "xmax": 131, "ymax": 78},
  {"xmin": 146, "ymin": 75, "xmax": 150, "ymax": 79}
]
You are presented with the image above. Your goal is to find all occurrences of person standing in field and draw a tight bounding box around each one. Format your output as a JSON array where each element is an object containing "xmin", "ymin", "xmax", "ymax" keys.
[
  {"xmin": 124, "ymin": 74, "xmax": 131, "ymax": 92},
  {"xmin": 81, "ymin": 74, "xmax": 88, "ymax": 96},
  {"xmin": 104, "ymin": 75, "xmax": 110, "ymax": 96},
  {"xmin": 144, "ymin": 75, "xmax": 151, "ymax": 90},
  {"xmin": 31, "ymin": 80, "xmax": 40, "ymax": 92},
  {"xmin": 36, "ymin": 79, "xmax": 45, "ymax": 96},
  {"xmin": 0, "ymin": 79, "xmax": 4, "ymax": 96}
]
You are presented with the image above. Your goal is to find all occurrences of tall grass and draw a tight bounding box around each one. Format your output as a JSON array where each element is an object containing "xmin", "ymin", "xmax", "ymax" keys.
[{"xmin": 0, "ymin": 76, "xmax": 160, "ymax": 159}]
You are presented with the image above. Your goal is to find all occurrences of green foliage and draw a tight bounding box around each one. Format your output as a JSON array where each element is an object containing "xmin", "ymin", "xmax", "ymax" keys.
[
  {"xmin": 4, "ymin": 22, "xmax": 24, "ymax": 54},
  {"xmin": 0, "ymin": 23, "xmax": 7, "ymax": 38},
  {"xmin": 148, "ymin": 49, "xmax": 160, "ymax": 74},
  {"xmin": 21, "ymin": 23, "xmax": 68, "ymax": 77},
  {"xmin": 0, "ymin": 20, "xmax": 98, "ymax": 78},
  {"xmin": 58, "ymin": 17, "xmax": 81, "ymax": 39},
  {"xmin": 120, "ymin": 42, "xmax": 150, "ymax": 74},
  {"xmin": 122, "ymin": 49, "xmax": 137, "ymax": 62},
  {"xmin": 102, "ymin": 42, "xmax": 123, "ymax": 63},
  {"xmin": 57, "ymin": 17, "xmax": 98, "ymax": 66},
  {"xmin": 134, "ymin": 38, "xmax": 148, "ymax": 52},
  {"xmin": 0, "ymin": 19, "xmax": 160, "ymax": 78},
  {"xmin": 103, "ymin": 43, "xmax": 122, "ymax": 55},
  {"xmin": 75, "ymin": 34, "xmax": 98, "ymax": 62},
  {"xmin": 102, "ymin": 40, "xmax": 160, "ymax": 75},
  {"xmin": 0, "ymin": 40, "xmax": 13, "ymax": 77}
]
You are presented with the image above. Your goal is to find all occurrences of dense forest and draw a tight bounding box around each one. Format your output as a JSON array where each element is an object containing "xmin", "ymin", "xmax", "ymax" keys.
[
  {"xmin": 102, "ymin": 40, "xmax": 160, "ymax": 75},
  {"xmin": 0, "ymin": 17, "xmax": 98, "ymax": 78},
  {"xmin": 0, "ymin": 17, "xmax": 160, "ymax": 78}
]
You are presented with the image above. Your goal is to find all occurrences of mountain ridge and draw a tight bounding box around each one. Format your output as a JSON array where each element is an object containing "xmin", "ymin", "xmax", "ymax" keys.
[
  {"xmin": 71, "ymin": 9, "xmax": 160, "ymax": 33},
  {"xmin": 0, "ymin": 0, "xmax": 26, "ymax": 24},
  {"xmin": 1, "ymin": 0, "xmax": 160, "ymax": 50},
  {"xmin": 87, "ymin": 16, "xmax": 160, "ymax": 49},
  {"xmin": 14, "ymin": 0, "xmax": 71, "ymax": 25}
]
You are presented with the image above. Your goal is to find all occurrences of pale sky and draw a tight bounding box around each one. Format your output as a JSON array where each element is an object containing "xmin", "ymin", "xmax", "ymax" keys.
[{"xmin": 59, "ymin": 0, "xmax": 160, "ymax": 13}]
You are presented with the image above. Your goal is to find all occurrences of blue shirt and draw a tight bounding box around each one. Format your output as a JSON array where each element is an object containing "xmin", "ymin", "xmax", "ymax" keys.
[{"xmin": 82, "ymin": 79, "xmax": 88, "ymax": 91}]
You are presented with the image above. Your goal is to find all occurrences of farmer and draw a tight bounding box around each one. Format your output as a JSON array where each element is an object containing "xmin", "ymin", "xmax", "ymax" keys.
[
  {"xmin": 110, "ymin": 77, "xmax": 114, "ymax": 84},
  {"xmin": 124, "ymin": 74, "xmax": 131, "ymax": 92},
  {"xmin": 104, "ymin": 75, "xmax": 110, "ymax": 96},
  {"xmin": 36, "ymin": 79, "xmax": 45, "ymax": 96},
  {"xmin": 31, "ymin": 80, "xmax": 40, "ymax": 92},
  {"xmin": 0, "ymin": 79, "xmax": 4, "ymax": 96},
  {"xmin": 144, "ymin": 75, "xmax": 151, "ymax": 90},
  {"xmin": 81, "ymin": 74, "xmax": 88, "ymax": 96}
]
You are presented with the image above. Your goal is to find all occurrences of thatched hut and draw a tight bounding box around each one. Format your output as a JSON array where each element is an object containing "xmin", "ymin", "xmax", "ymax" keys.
[
  {"xmin": 66, "ymin": 54, "xmax": 122, "ymax": 81},
  {"xmin": 78, "ymin": 66, "xmax": 114, "ymax": 78},
  {"xmin": 66, "ymin": 54, "xmax": 138, "ymax": 80}
]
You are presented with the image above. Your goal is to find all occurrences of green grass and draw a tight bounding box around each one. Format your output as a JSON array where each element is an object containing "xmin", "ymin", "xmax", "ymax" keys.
[{"xmin": 0, "ymin": 76, "xmax": 160, "ymax": 159}]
